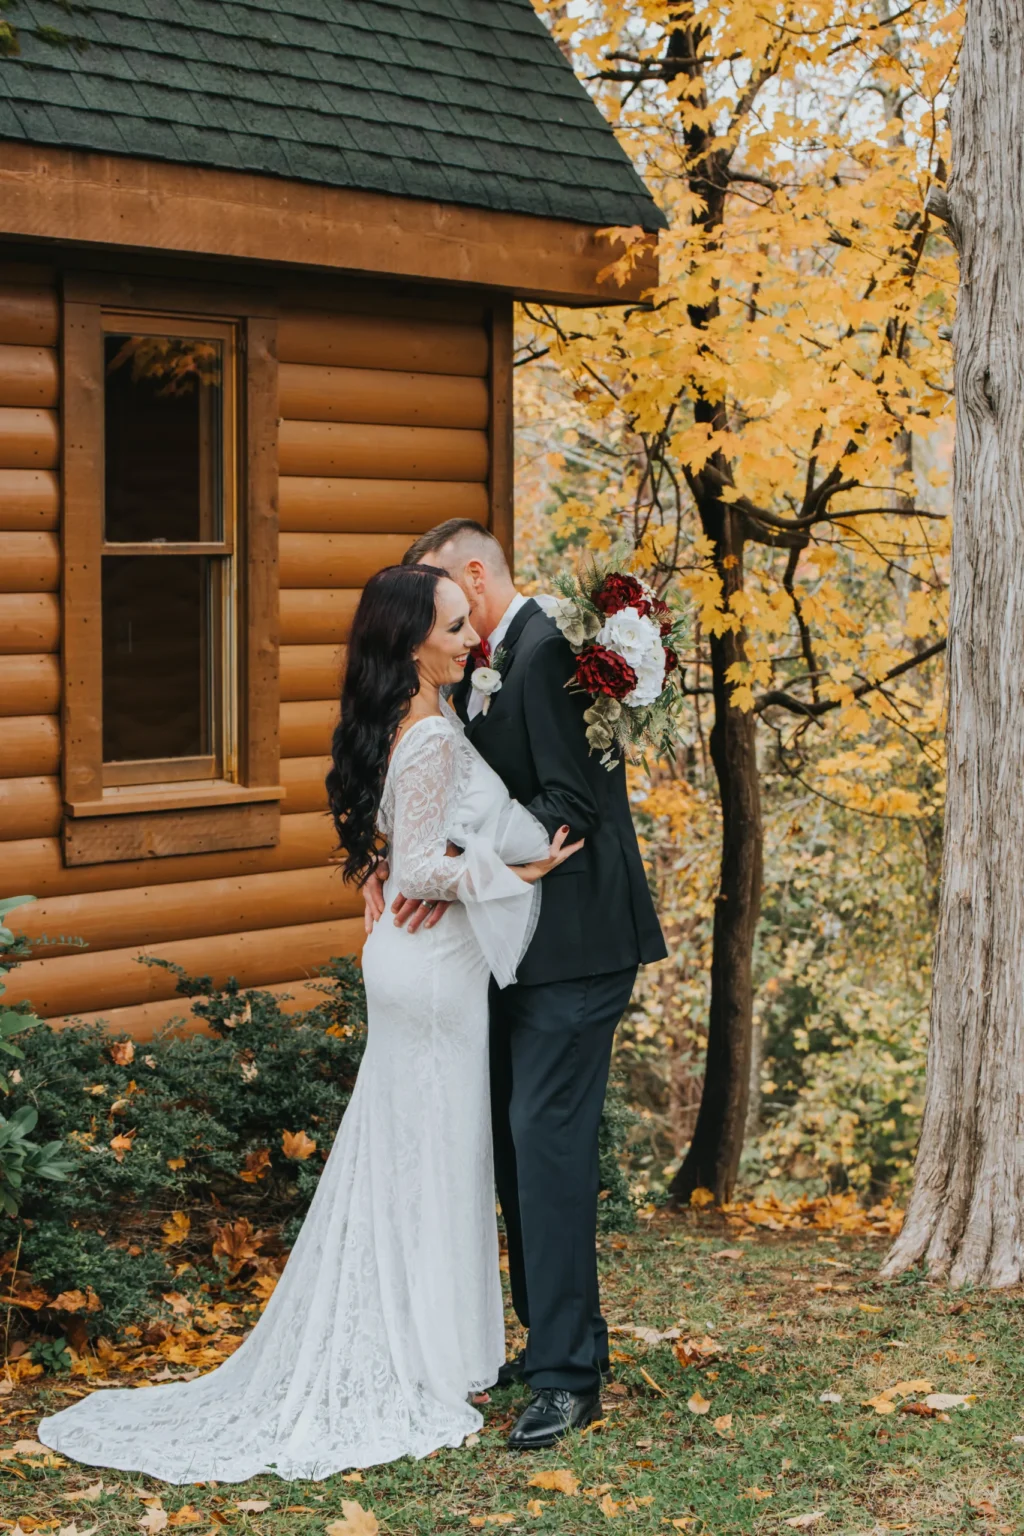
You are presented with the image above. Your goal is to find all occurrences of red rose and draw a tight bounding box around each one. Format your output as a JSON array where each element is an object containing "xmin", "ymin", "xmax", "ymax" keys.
[
  {"xmin": 651, "ymin": 598, "xmax": 674, "ymax": 636},
  {"xmin": 663, "ymin": 645, "xmax": 679, "ymax": 674},
  {"xmin": 574, "ymin": 644, "xmax": 638, "ymax": 701},
  {"xmin": 592, "ymin": 572, "xmax": 651, "ymax": 617}
]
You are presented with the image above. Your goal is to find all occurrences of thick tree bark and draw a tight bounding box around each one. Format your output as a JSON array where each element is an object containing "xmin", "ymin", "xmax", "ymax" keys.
[
  {"xmin": 671, "ymin": 504, "xmax": 763, "ymax": 1202},
  {"xmin": 882, "ymin": 0, "xmax": 1024, "ymax": 1286}
]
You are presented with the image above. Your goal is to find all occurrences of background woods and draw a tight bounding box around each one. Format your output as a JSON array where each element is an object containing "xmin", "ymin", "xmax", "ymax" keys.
[{"xmin": 517, "ymin": 0, "xmax": 958, "ymax": 1205}]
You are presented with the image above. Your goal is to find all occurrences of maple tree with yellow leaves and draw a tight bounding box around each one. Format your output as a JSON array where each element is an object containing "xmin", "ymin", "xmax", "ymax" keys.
[{"xmin": 520, "ymin": 0, "xmax": 959, "ymax": 1199}]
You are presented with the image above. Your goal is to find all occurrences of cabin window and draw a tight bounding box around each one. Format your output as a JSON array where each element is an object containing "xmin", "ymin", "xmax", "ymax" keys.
[
  {"xmin": 100, "ymin": 321, "xmax": 236, "ymax": 785},
  {"xmin": 61, "ymin": 284, "xmax": 280, "ymax": 867}
]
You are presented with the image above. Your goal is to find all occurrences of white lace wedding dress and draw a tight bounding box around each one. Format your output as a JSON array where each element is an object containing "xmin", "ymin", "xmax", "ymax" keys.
[{"xmin": 38, "ymin": 712, "xmax": 549, "ymax": 1484}]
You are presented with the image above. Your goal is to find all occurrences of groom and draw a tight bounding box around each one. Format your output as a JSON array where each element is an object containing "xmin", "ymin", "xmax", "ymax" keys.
[{"xmin": 366, "ymin": 520, "xmax": 666, "ymax": 1449}]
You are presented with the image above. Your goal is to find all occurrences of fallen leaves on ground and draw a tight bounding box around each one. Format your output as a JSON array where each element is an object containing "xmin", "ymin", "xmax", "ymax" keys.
[
  {"xmin": 109, "ymin": 1132, "xmax": 136, "ymax": 1163},
  {"xmin": 527, "ymin": 1469, "xmax": 579, "ymax": 1496},
  {"xmin": 50, "ymin": 1289, "xmax": 102, "ymax": 1315},
  {"xmin": 674, "ymin": 1334, "xmax": 725, "ymax": 1370},
  {"xmin": 713, "ymin": 1413, "xmax": 733, "ymax": 1437},
  {"xmin": 233, "ymin": 1502, "xmax": 270, "ymax": 1514},
  {"xmin": 862, "ymin": 1379, "xmax": 934, "ymax": 1415},
  {"xmin": 785, "ymin": 1513, "xmax": 826, "ymax": 1529},
  {"xmin": 63, "ymin": 1483, "xmax": 103, "ymax": 1504},
  {"xmin": 741, "ymin": 1486, "xmax": 774, "ymax": 1501},
  {"xmin": 687, "ymin": 1390, "xmax": 710, "ymax": 1415},
  {"xmin": 720, "ymin": 1191, "xmax": 904, "ymax": 1236},
  {"xmin": 324, "ymin": 1503, "xmax": 379, "ymax": 1536}
]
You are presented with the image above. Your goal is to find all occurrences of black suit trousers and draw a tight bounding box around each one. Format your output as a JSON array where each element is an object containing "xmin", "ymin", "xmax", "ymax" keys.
[{"xmin": 489, "ymin": 964, "xmax": 638, "ymax": 1393}]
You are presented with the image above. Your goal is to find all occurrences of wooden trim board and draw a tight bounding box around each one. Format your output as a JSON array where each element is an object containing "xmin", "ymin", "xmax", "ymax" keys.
[{"xmin": 0, "ymin": 142, "xmax": 659, "ymax": 306}]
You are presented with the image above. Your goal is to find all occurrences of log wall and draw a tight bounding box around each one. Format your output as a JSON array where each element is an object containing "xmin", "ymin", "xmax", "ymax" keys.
[{"xmin": 1, "ymin": 273, "xmax": 493, "ymax": 1034}]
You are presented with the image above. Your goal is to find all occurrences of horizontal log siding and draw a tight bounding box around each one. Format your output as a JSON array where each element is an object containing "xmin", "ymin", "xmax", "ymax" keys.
[
  {"xmin": 0, "ymin": 285, "xmax": 61, "ymax": 934},
  {"xmin": 11, "ymin": 289, "xmax": 491, "ymax": 1036}
]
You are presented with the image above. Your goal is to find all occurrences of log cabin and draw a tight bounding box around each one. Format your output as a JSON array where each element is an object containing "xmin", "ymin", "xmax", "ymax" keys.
[{"xmin": 0, "ymin": 0, "xmax": 663, "ymax": 1037}]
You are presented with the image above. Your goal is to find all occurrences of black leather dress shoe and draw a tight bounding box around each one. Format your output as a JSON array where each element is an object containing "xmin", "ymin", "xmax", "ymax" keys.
[
  {"xmin": 507, "ymin": 1386, "xmax": 602, "ymax": 1450},
  {"xmin": 493, "ymin": 1350, "xmax": 526, "ymax": 1389}
]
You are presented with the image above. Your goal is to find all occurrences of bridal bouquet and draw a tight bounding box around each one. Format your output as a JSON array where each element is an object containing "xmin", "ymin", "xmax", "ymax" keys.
[{"xmin": 538, "ymin": 553, "xmax": 682, "ymax": 765}]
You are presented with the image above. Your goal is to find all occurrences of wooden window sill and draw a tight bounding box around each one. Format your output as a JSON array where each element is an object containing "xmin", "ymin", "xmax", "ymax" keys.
[{"xmin": 65, "ymin": 782, "xmax": 286, "ymax": 819}]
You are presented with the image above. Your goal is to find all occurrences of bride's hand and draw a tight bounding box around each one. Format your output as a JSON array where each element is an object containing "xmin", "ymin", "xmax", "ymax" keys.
[{"xmin": 513, "ymin": 825, "xmax": 584, "ymax": 884}]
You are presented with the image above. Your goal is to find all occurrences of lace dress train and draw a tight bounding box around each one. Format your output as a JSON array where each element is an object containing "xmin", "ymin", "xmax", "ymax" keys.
[{"xmin": 38, "ymin": 714, "xmax": 549, "ymax": 1483}]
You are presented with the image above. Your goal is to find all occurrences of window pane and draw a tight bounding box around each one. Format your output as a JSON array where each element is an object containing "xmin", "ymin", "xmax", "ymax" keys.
[
  {"xmin": 104, "ymin": 334, "xmax": 224, "ymax": 543},
  {"xmin": 102, "ymin": 555, "xmax": 212, "ymax": 763}
]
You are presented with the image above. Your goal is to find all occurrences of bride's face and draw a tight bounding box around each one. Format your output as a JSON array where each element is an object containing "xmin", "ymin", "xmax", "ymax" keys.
[{"xmin": 413, "ymin": 577, "xmax": 480, "ymax": 688}]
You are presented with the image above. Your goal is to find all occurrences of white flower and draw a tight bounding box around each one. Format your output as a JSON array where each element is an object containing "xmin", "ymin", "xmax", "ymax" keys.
[
  {"xmin": 625, "ymin": 646, "xmax": 667, "ymax": 708},
  {"xmin": 470, "ymin": 666, "xmax": 503, "ymax": 697},
  {"xmin": 597, "ymin": 606, "xmax": 663, "ymax": 670}
]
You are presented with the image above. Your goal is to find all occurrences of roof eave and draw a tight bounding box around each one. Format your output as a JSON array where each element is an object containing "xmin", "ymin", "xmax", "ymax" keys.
[{"xmin": 0, "ymin": 142, "xmax": 660, "ymax": 306}]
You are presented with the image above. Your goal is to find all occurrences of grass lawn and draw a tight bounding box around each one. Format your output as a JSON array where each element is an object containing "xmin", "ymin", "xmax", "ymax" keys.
[{"xmin": 2, "ymin": 1212, "xmax": 1022, "ymax": 1536}]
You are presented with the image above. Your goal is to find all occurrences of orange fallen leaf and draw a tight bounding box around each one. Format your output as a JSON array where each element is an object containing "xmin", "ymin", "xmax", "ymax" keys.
[
  {"xmin": 713, "ymin": 1413, "xmax": 733, "ymax": 1437},
  {"xmin": 526, "ymin": 1501, "xmax": 545, "ymax": 1517},
  {"xmin": 239, "ymin": 1149, "xmax": 271, "ymax": 1184},
  {"xmin": 687, "ymin": 1390, "xmax": 710, "ymax": 1415},
  {"xmin": 166, "ymin": 1509, "xmax": 203, "ymax": 1528},
  {"xmin": 689, "ymin": 1187, "xmax": 715, "ymax": 1208},
  {"xmin": 211, "ymin": 1218, "xmax": 263, "ymax": 1274},
  {"xmin": 281, "ymin": 1130, "xmax": 316, "ymax": 1161},
  {"xmin": 742, "ymin": 1486, "xmax": 774, "ymax": 1500},
  {"xmin": 161, "ymin": 1292, "xmax": 194, "ymax": 1318},
  {"xmin": 324, "ymin": 1502, "xmax": 379, "ymax": 1536},
  {"xmin": 109, "ymin": 1132, "xmax": 135, "ymax": 1163},
  {"xmin": 51, "ymin": 1289, "xmax": 102, "ymax": 1314},
  {"xmin": 528, "ymin": 1470, "xmax": 579, "ymax": 1496},
  {"xmin": 109, "ymin": 1041, "xmax": 135, "ymax": 1066},
  {"xmin": 138, "ymin": 1509, "xmax": 168, "ymax": 1534},
  {"xmin": 167, "ymin": 1157, "xmax": 186, "ymax": 1171},
  {"xmin": 598, "ymin": 1493, "xmax": 620, "ymax": 1518}
]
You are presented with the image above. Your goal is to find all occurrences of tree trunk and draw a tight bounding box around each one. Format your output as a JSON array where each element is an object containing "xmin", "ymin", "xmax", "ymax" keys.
[
  {"xmin": 882, "ymin": 0, "xmax": 1024, "ymax": 1287},
  {"xmin": 671, "ymin": 506, "xmax": 764, "ymax": 1202}
]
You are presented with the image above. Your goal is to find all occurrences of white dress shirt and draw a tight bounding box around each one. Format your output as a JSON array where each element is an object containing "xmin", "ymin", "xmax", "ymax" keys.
[{"xmin": 466, "ymin": 592, "xmax": 528, "ymax": 720}]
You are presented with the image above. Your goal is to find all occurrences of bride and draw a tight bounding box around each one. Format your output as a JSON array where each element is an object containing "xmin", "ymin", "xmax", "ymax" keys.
[{"xmin": 38, "ymin": 563, "xmax": 580, "ymax": 1484}]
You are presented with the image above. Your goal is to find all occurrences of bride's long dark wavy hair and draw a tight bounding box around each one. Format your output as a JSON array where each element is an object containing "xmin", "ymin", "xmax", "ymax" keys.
[{"xmin": 326, "ymin": 562, "xmax": 447, "ymax": 885}]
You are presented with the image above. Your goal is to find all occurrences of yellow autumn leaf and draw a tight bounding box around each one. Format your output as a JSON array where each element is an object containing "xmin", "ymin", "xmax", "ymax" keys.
[
  {"xmin": 161, "ymin": 1212, "xmax": 191, "ymax": 1247},
  {"xmin": 282, "ymin": 1129, "xmax": 317, "ymax": 1161},
  {"xmin": 713, "ymin": 1413, "xmax": 733, "ymax": 1437},
  {"xmin": 689, "ymin": 1187, "xmax": 715, "ymax": 1209},
  {"xmin": 598, "ymin": 1493, "xmax": 620, "ymax": 1518},
  {"xmin": 528, "ymin": 1469, "xmax": 579, "ymax": 1496},
  {"xmin": 687, "ymin": 1390, "xmax": 711, "ymax": 1415},
  {"xmin": 741, "ymin": 1486, "xmax": 774, "ymax": 1501}
]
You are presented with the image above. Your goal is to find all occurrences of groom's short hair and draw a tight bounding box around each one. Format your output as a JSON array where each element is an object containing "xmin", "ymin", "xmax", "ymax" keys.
[{"xmin": 402, "ymin": 519, "xmax": 510, "ymax": 576}]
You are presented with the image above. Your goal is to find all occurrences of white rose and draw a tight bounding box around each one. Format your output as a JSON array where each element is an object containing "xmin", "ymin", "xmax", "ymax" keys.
[
  {"xmin": 625, "ymin": 647, "xmax": 667, "ymax": 707},
  {"xmin": 470, "ymin": 666, "xmax": 502, "ymax": 696},
  {"xmin": 596, "ymin": 606, "xmax": 663, "ymax": 669}
]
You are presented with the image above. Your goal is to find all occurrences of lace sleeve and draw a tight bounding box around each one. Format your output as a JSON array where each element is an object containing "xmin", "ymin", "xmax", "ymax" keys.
[{"xmin": 388, "ymin": 723, "xmax": 470, "ymax": 902}]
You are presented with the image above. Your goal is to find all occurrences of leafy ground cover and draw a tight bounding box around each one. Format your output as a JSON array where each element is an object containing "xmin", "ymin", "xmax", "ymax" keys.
[{"xmin": 2, "ymin": 1210, "xmax": 1022, "ymax": 1536}]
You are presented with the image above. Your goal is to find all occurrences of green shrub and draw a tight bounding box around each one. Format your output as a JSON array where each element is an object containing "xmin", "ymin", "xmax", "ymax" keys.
[
  {"xmin": 7, "ymin": 952, "xmax": 637, "ymax": 1343},
  {"xmin": 8, "ymin": 958, "xmax": 367, "ymax": 1339}
]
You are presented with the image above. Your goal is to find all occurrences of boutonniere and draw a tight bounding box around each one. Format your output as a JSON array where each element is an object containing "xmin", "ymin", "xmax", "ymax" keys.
[{"xmin": 470, "ymin": 645, "xmax": 509, "ymax": 716}]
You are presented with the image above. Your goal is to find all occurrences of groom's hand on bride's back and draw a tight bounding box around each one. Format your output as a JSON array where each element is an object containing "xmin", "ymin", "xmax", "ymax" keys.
[{"xmin": 390, "ymin": 895, "xmax": 450, "ymax": 932}]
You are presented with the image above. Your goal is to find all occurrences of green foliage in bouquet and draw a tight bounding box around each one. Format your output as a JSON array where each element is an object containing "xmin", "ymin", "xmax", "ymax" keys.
[{"xmin": 545, "ymin": 543, "xmax": 688, "ymax": 766}]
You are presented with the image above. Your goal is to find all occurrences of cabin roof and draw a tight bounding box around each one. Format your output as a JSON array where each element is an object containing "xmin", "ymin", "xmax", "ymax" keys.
[{"xmin": 0, "ymin": 0, "xmax": 666, "ymax": 233}]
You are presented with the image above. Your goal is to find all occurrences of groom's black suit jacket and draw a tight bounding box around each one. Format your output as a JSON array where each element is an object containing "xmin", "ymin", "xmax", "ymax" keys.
[{"xmin": 452, "ymin": 599, "xmax": 666, "ymax": 987}]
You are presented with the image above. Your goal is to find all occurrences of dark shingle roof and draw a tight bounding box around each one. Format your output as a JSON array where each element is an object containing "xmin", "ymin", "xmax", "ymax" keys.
[{"xmin": 0, "ymin": 0, "xmax": 665, "ymax": 231}]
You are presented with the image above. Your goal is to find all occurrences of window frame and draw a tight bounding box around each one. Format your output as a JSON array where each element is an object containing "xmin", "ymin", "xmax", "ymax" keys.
[{"xmin": 61, "ymin": 274, "xmax": 282, "ymax": 867}]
